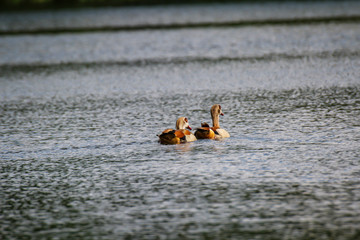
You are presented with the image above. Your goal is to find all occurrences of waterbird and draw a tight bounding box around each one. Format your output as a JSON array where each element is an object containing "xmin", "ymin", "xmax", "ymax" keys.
[
  {"xmin": 158, "ymin": 117, "xmax": 197, "ymax": 144},
  {"xmin": 194, "ymin": 104, "xmax": 230, "ymax": 139}
]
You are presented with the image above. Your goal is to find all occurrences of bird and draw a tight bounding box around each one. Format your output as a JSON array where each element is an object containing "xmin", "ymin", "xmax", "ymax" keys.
[
  {"xmin": 194, "ymin": 104, "xmax": 230, "ymax": 139},
  {"xmin": 158, "ymin": 117, "xmax": 197, "ymax": 144}
]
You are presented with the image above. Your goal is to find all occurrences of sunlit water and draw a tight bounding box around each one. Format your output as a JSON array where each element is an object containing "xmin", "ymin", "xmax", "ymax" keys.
[{"xmin": 1, "ymin": 2, "xmax": 360, "ymax": 240}]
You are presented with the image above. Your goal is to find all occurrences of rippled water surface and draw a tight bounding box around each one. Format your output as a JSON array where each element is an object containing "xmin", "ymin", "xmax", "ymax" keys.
[{"xmin": 1, "ymin": 2, "xmax": 360, "ymax": 239}]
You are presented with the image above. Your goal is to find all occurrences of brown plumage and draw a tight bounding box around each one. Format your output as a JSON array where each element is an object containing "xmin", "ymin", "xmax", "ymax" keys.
[
  {"xmin": 195, "ymin": 104, "xmax": 230, "ymax": 139},
  {"xmin": 194, "ymin": 127, "xmax": 216, "ymax": 139},
  {"xmin": 158, "ymin": 117, "xmax": 197, "ymax": 144}
]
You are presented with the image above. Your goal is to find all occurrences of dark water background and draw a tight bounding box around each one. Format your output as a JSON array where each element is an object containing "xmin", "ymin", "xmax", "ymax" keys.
[{"xmin": 1, "ymin": 1, "xmax": 360, "ymax": 239}]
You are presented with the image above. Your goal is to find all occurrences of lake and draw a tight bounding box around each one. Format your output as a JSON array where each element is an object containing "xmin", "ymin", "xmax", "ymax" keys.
[{"xmin": 1, "ymin": 1, "xmax": 360, "ymax": 239}]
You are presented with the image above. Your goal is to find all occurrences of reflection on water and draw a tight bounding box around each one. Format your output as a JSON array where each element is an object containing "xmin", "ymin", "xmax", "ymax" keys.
[
  {"xmin": 1, "ymin": 55, "xmax": 359, "ymax": 101},
  {"xmin": 1, "ymin": 1, "xmax": 360, "ymax": 33},
  {"xmin": 1, "ymin": 23, "xmax": 360, "ymax": 66},
  {"xmin": 1, "ymin": 2, "xmax": 360, "ymax": 239},
  {"xmin": 1, "ymin": 84, "xmax": 360, "ymax": 239}
]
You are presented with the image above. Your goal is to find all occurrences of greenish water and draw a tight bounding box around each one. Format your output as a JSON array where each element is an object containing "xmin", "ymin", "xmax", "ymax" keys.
[{"xmin": 1, "ymin": 2, "xmax": 360, "ymax": 239}]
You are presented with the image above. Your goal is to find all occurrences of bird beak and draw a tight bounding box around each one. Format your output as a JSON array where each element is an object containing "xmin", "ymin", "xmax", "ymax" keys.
[{"xmin": 187, "ymin": 125, "xmax": 192, "ymax": 130}]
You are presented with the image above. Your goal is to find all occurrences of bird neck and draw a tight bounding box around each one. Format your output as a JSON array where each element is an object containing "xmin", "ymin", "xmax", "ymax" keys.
[{"xmin": 211, "ymin": 112, "xmax": 220, "ymax": 128}]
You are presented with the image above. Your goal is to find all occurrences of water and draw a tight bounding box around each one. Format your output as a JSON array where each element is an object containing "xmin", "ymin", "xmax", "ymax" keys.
[
  {"xmin": 1, "ymin": 1, "xmax": 360, "ymax": 32},
  {"xmin": 1, "ymin": 2, "xmax": 360, "ymax": 239}
]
